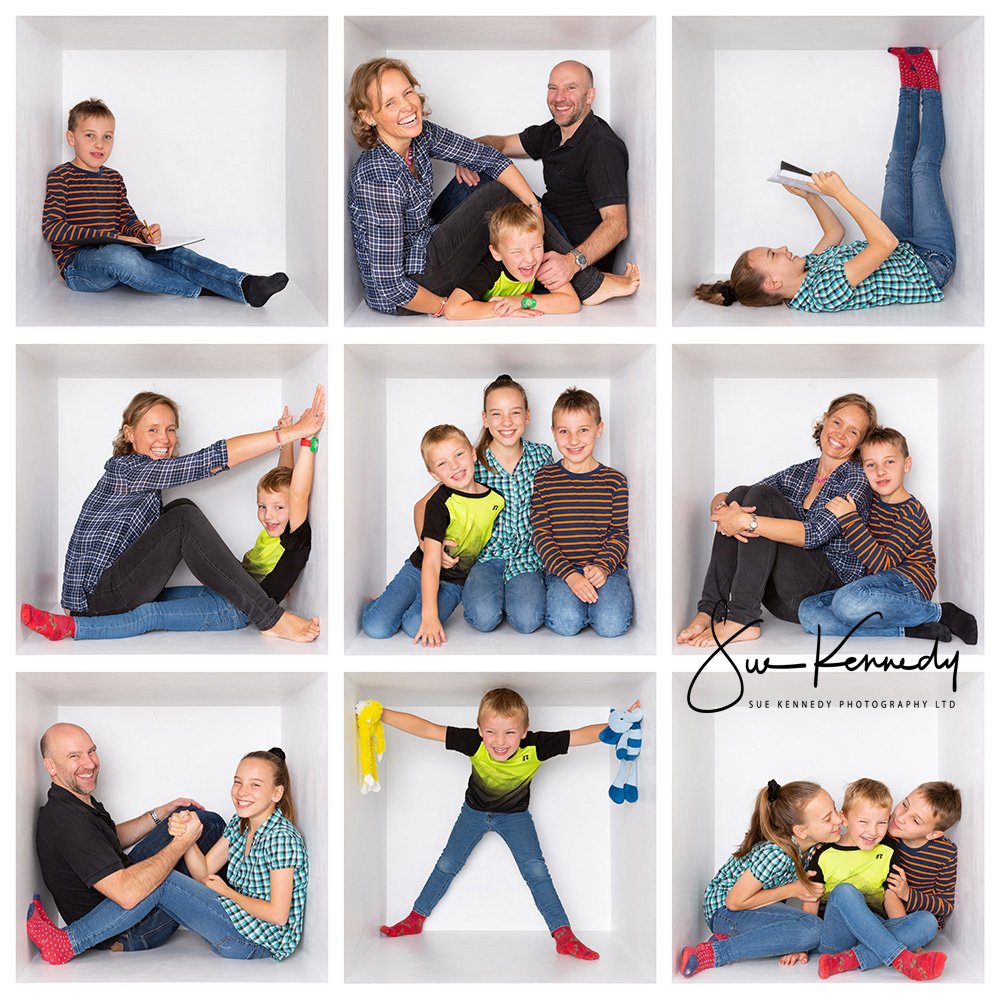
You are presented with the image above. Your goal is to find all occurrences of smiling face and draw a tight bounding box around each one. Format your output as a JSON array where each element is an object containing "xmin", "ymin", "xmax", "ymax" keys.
[
  {"xmin": 478, "ymin": 711, "xmax": 528, "ymax": 761},
  {"xmin": 126, "ymin": 403, "xmax": 178, "ymax": 460},
  {"xmin": 483, "ymin": 386, "xmax": 530, "ymax": 453},
  {"xmin": 552, "ymin": 407, "xmax": 603, "ymax": 472},
  {"xmin": 365, "ymin": 68, "xmax": 423, "ymax": 152},
  {"xmin": 840, "ymin": 802, "xmax": 890, "ymax": 851},
  {"xmin": 861, "ymin": 442, "xmax": 911, "ymax": 503},
  {"xmin": 546, "ymin": 60, "xmax": 595, "ymax": 131},
  {"xmin": 490, "ymin": 225, "xmax": 545, "ymax": 284},
  {"xmin": 257, "ymin": 489, "xmax": 290, "ymax": 537},
  {"xmin": 746, "ymin": 245, "xmax": 806, "ymax": 293},
  {"xmin": 792, "ymin": 790, "xmax": 844, "ymax": 848},
  {"xmin": 231, "ymin": 758, "xmax": 282, "ymax": 827},
  {"xmin": 43, "ymin": 723, "xmax": 100, "ymax": 802},
  {"xmin": 818, "ymin": 403, "xmax": 870, "ymax": 465},
  {"xmin": 888, "ymin": 790, "xmax": 944, "ymax": 846},
  {"xmin": 425, "ymin": 435, "xmax": 476, "ymax": 491},
  {"xmin": 66, "ymin": 114, "xmax": 115, "ymax": 171}
]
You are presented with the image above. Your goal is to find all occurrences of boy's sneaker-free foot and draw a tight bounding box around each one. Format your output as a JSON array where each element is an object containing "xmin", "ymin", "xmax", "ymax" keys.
[
  {"xmin": 241, "ymin": 272, "xmax": 289, "ymax": 307},
  {"xmin": 680, "ymin": 941, "xmax": 715, "ymax": 977},
  {"xmin": 891, "ymin": 948, "xmax": 947, "ymax": 981},
  {"xmin": 380, "ymin": 910, "xmax": 425, "ymax": 937},
  {"xmin": 905, "ymin": 621, "xmax": 951, "ymax": 642},
  {"xmin": 939, "ymin": 602, "xmax": 978, "ymax": 644},
  {"xmin": 552, "ymin": 925, "xmax": 599, "ymax": 960},
  {"xmin": 818, "ymin": 948, "xmax": 861, "ymax": 979}
]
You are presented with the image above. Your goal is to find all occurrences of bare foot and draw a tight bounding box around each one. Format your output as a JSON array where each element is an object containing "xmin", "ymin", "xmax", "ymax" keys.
[
  {"xmin": 778, "ymin": 952, "xmax": 808, "ymax": 967},
  {"xmin": 583, "ymin": 263, "xmax": 640, "ymax": 306},
  {"xmin": 677, "ymin": 612, "xmax": 712, "ymax": 644},
  {"xmin": 261, "ymin": 612, "xmax": 321, "ymax": 643},
  {"xmin": 689, "ymin": 618, "xmax": 761, "ymax": 648}
]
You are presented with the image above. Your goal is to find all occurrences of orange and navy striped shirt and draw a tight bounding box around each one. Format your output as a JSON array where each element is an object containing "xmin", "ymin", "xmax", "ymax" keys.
[
  {"xmin": 42, "ymin": 162, "xmax": 145, "ymax": 276},
  {"xmin": 883, "ymin": 834, "xmax": 957, "ymax": 928},
  {"xmin": 530, "ymin": 461, "xmax": 628, "ymax": 579},
  {"xmin": 836, "ymin": 495, "xmax": 936, "ymax": 599}
]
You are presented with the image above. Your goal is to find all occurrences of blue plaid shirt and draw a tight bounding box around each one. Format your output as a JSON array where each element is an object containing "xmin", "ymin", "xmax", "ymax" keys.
[
  {"xmin": 474, "ymin": 439, "xmax": 553, "ymax": 580},
  {"xmin": 757, "ymin": 458, "xmax": 872, "ymax": 583},
  {"xmin": 788, "ymin": 240, "xmax": 944, "ymax": 312},
  {"xmin": 60, "ymin": 440, "xmax": 229, "ymax": 612},
  {"xmin": 348, "ymin": 121, "xmax": 511, "ymax": 314},
  {"xmin": 219, "ymin": 809, "xmax": 309, "ymax": 961}
]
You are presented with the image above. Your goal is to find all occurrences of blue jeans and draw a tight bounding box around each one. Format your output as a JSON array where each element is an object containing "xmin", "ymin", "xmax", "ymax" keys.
[
  {"xmin": 709, "ymin": 903, "xmax": 823, "ymax": 965},
  {"xmin": 819, "ymin": 884, "xmax": 938, "ymax": 971},
  {"xmin": 413, "ymin": 803, "xmax": 569, "ymax": 933},
  {"xmin": 74, "ymin": 586, "xmax": 250, "ymax": 639},
  {"xmin": 544, "ymin": 566, "xmax": 633, "ymax": 637},
  {"xmin": 361, "ymin": 560, "xmax": 463, "ymax": 639},
  {"xmin": 880, "ymin": 87, "xmax": 956, "ymax": 288},
  {"xmin": 798, "ymin": 569, "xmax": 941, "ymax": 638},
  {"xmin": 462, "ymin": 559, "xmax": 545, "ymax": 634},
  {"xmin": 63, "ymin": 245, "xmax": 248, "ymax": 302}
]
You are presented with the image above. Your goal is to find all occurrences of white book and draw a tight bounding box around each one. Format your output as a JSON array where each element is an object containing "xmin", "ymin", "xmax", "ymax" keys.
[{"xmin": 766, "ymin": 160, "xmax": 815, "ymax": 193}]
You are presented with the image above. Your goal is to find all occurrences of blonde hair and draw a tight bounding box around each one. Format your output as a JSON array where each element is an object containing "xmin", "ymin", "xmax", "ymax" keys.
[
  {"xmin": 734, "ymin": 780, "xmax": 823, "ymax": 887},
  {"xmin": 488, "ymin": 203, "xmax": 543, "ymax": 247},
  {"xmin": 419, "ymin": 424, "xmax": 472, "ymax": 469},
  {"xmin": 112, "ymin": 392, "xmax": 180, "ymax": 457},
  {"xmin": 347, "ymin": 58, "xmax": 428, "ymax": 151},
  {"xmin": 841, "ymin": 777, "xmax": 892, "ymax": 814},
  {"xmin": 551, "ymin": 386, "xmax": 602, "ymax": 425},
  {"xmin": 477, "ymin": 688, "xmax": 529, "ymax": 729},
  {"xmin": 68, "ymin": 98, "xmax": 114, "ymax": 131},
  {"xmin": 811, "ymin": 393, "xmax": 878, "ymax": 461},
  {"xmin": 257, "ymin": 466, "xmax": 292, "ymax": 495}
]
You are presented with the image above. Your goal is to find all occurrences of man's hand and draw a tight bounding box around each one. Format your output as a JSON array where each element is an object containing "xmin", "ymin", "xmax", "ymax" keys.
[
  {"xmin": 536, "ymin": 250, "xmax": 578, "ymax": 291},
  {"xmin": 565, "ymin": 571, "xmax": 598, "ymax": 604},
  {"xmin": 167, "ymin": 810, "xmax": 192, "ymax": 838},
  {"xmin": 886, "ymin": 864, "xmax": 911, "ymax": 902},
  {"xmin": 203, "ymin": 873, "xmax": 232, "ymax": 898},
  {"xmin": 825, "ymin": 494, "xmax": 857, "ymax": 517},
  {"xmin": 583, "ymin": 564, "xmax": 607, "ymax": 588},
  {"xmin": 170, "ymin": 811, "xmax": 203, "ymax": 845},
  {"xmin": 158, "ymin": 796, "xmax": 205, "ymax": 816}
]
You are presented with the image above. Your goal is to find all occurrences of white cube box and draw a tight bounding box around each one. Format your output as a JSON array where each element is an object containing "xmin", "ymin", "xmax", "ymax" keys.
[
  {"xmin": 672, "ymin": 344, "xmax": 983, "ymax": 654},
  {"xmin": 344, "ymin": 343, "xmax": 656, "ymax": 655},
  {"xmin": 16, "ymin": 343, "xmax": 328, "ymax": 655},
  {"xmin": 672, "ymin": 670, "xmax": 983, "ymax": 983},
  {"xmin": 343, "ymin": 15, "xmax": 656, "ymax": 327},
  {"xmin": 672, "ymin": 16, "xmax": 983, "ymax": 326},
  {"xmin": 16, "ymin": 671, "xmax": 328, "ymax": 983},
  {"xmin": 17, "ymin": 16, "xmax": 328, "ymax": 327},
  {"xmin": 344, "ymin": 671, "xmax": 656, "ymax": 983}
]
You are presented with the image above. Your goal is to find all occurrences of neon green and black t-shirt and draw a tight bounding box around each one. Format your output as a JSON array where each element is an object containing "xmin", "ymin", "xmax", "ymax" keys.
[
  {"xmin": 409, "ymin": 483, "xmax": 505, "ymax": 584},
  {"xmin": 241, "ymin": 520, "xmax": 312, "ymax": 602},
  {"xmin": 459, "ymin": 255, "xmax": 551, "ymax": 303},
  {"xmin": 811, "ymin": 841, "xmax": 895, "ymax": 914},
  {"xmin": 446, "ymin": 726, "xmax": 570, "ymax": 813}
]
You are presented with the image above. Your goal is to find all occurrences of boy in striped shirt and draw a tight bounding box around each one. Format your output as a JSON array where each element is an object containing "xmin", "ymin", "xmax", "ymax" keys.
[
  {"xmin": 797, "ymin": 427, "xmax": 977, "ymax": 642},
  {"xmin": 42, "ymin": 98, "xmax": 288, "ymax": 307},
  {"xmin": 530, "ymin": 387, "xmax": 632, "ymax": 637}
]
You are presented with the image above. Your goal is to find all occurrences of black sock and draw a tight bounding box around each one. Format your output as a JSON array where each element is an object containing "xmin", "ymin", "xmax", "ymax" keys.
[
  {"xmin": 938, "ymin": 602, "xmax": 978, "ymax": 645},
  {"xmin": 905, "ymin": 621, "xmax": 952, "ymax": 641},
  {"xmin": 241, "ymin": 272, "xmax": 289, "ymax": 308},
  {"xmin": 199, "ymin": 287, "xmax": 222, "ymax": 297}
]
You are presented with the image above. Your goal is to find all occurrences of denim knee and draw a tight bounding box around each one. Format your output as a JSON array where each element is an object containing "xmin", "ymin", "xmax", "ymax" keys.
[
  {"xmin": 361, "ymin": 603, "xmax": 399, "ymax": 640},
  {"xmin": 546, "ymin": 603, "xmax": 586, "ymax": 636},
  {"xmin": 434, "ymin": 852, "xmax": 466, "ymax": 877},
  {"xmin": 464, "ymin": 592, "xmax": 502, "ymax": 632},
  {"xmin": 828, "ymin": 882, "xmax": 864, "ymax": 906},
  {"xmin": 98, "ymin": 243, "xmax": 147, "ymax": 274},
  {"xmin": 517, "ymin": 857, "xmax": 551, "ymax": 883},
  {"xmin": 506, "ymin": 603, "xmax": 544, "ymax": 634},
  {"xmin": 830, "ymin": 583, "xmax": 881, "ymax": 623}
]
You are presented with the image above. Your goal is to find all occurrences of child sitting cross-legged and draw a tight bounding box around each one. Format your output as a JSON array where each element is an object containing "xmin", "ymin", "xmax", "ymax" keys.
[
  {"xmin": 443, "ymin": 203, "xmax": 580, "ymax": 320},
  {"xmin": 378, "ymin": 688, "xmax": 637, "ymax": 959},
  {"xmin": 797, "ymin": 426, "xmax": 977, "ymax": 643},
  {"xmin": 809, "ymin": 778, "xmax": 945, "ymax": 981},
  {"xmin": 820, "ymin": 781, "xmax": 962, "ymax": 980}
]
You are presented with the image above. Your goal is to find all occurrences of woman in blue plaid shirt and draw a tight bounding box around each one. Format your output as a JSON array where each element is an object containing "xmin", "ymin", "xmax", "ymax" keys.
[
  {"xmin": 677, "ymin": 393, "xmax": 876, "ymax": 648},
  {"xmin": 695, "ymin": 48, "xmax": 954, "ymax": 313}
]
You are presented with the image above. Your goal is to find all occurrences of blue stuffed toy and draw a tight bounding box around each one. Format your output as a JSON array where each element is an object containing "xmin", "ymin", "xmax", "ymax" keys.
[{"xmin": 598, "ymin": 706, "xmax": 643, "ymax": 804}]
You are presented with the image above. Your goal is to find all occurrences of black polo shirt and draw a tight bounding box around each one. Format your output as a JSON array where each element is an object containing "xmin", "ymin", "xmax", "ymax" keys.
[
  {"xmin": 519, "ymin": 112, "xmax": 629, "ymax": 269},
  {"xmin": 36, "ymin": 784, "xmax": 130, "ymax": 928}
]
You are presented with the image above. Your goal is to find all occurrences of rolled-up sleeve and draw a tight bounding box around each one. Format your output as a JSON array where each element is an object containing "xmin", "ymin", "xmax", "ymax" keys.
[{"xmin": 106, "ymin": 439, "xmax": 229, "ymax": 493}]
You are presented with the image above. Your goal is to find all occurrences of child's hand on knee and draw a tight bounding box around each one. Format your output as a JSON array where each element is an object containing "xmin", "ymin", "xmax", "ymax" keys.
[
  {"xmin": 566, "ymin": 571, "xmax": 599, "ymax": 604},
  {"xmin": 583, "ymin": 564, "xmax": 607, "ymax": 589}
]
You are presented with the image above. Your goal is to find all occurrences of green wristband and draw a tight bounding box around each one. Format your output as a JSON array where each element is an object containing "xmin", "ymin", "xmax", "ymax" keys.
[{"xmin": 521, "ymin": 295, "xmax": 536, "ymax": 310}]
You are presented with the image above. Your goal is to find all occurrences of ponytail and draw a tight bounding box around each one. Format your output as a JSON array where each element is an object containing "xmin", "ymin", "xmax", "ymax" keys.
[
  {"xmin": 734, "ymin": 779, "xmax": 822, "ymax": 887},
  {"xmin": 695, "ymin": 250, "xmax": 785, "ymax": 309},
  {"xmin": 475, "ymin": 374, "xmax": 530, "ymax": 473}
]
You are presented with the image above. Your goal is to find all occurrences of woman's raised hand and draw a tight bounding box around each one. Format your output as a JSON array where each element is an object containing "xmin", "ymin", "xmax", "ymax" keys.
[
  {"xmin": 807, "ymin": 171, "xmax": 848, "ymax": 198},
  {"xmin": 782, "ymin": 184, "xmax": 815, "ymax": 200},
  {"xmin": 292, "ymin": 384, "xmax": 326, "ymax": 438}
]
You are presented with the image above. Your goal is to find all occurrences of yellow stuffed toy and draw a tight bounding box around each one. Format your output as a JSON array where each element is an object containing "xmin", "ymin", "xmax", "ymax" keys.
[{"xmin": 355, "ymin": 699, "xmax": 385, "ymax": 794}]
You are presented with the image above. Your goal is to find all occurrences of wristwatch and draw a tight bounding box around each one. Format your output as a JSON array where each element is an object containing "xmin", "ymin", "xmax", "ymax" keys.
[
  {"xmin": 571, "ymin": 249, "xmax": 588, "ymax": 271},
  {"xmin": 747, "ymin": 515, "xmax": 759, "ymax": 532}
]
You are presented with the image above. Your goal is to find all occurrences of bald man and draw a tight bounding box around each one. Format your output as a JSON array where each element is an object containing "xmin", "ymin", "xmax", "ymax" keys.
[
  {"xmin": 431, "ymin": 60, "xmax": 630, "ymax": 293},
  {"xmin": 34, "ymin": 722, "xmax": 224, "ymax": 952}
]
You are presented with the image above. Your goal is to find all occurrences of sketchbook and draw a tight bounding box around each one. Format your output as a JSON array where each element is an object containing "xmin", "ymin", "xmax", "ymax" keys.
[
  {"xmin": 766, "ymin": 160, "xmax": 816, "ymax": 193},
  {"xmin": 74, "ymin": 235, "xmax": 206, "ymax": 253}
]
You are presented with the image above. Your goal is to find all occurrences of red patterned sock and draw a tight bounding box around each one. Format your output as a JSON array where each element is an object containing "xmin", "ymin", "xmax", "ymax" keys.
[
  {"xmin": 552, "ymin": 925, "xmax": 599, "ymax": 960},
  {"xmin": 680, "ymin": 941, "xmax": 716, "ymax": 977},
  {"xmin": 906, "ymin": 48, "xmax": 940, "ymax": 90},
  {"xmin": 379, "ymin": 910, "xmax": 425, "ymax": 937},
  {"xmin": 21, "ymin": 604, "xmax": 75, "ymax": 641},
  {"xmin": 708, "ymin": 932, "xmax": 729, "ymax": 942},
  {"xmin": 26, "ymin": 896, "xmax": 74, "ymax": 965},
  {"xmin": 888, "ymin": 48, "xmax": 920, "ymax": 88},
  {"xmin": 891, "ymin": 948, "xmax": 947, "ymax": 981},
  {"xmin": 819, "ymin": 949, "xmax": 861, "ymax": 979}
]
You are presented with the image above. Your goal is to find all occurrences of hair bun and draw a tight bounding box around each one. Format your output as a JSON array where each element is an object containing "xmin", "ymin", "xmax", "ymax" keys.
[{"xmin": 268, "ymin": 747, "xmax": 286, "ymax": 761}]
